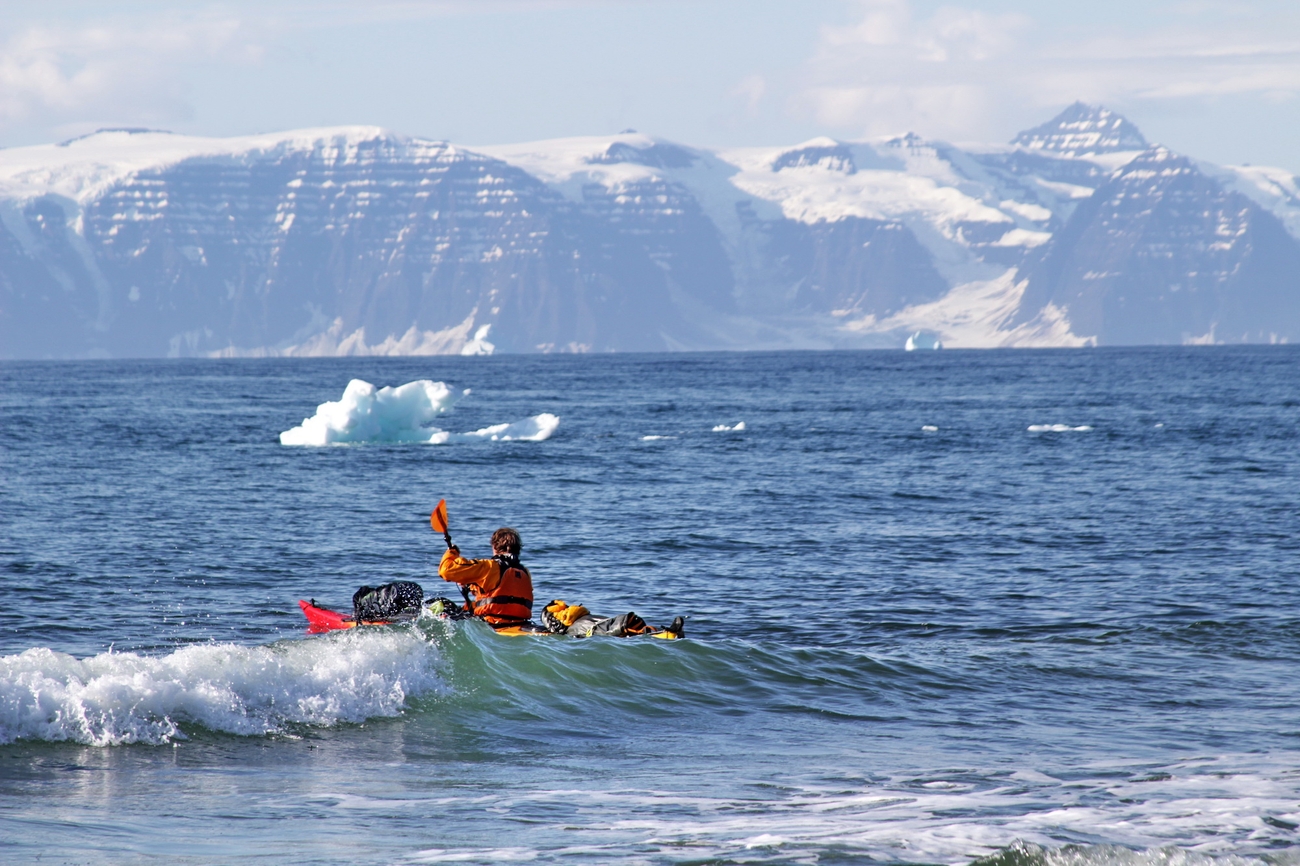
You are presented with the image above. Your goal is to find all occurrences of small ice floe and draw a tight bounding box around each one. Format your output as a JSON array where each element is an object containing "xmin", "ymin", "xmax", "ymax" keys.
[
  {"xmin": 640, "ymin": 435, "xmax": 676, "ymax": 441},
  {"xmin": 712, "ymin": 421, "xmax": 746, "ymax": 432},
  {"xmin": 447, "ymin": 414, "xmax": 560, "ymax": 442},
  {"xmin": 921, "ymin": 425, "xmax": 939, "ymax": 432},
  {"xmin": 1027, "ymin": 424, "xmax": 1093, "ymax": 432},
  {"xmin": 279, "ymin": 378, "xmax": 558, "ymax": 445},
  {"xmin": 905, "ymin": 330, "xmax": 943, "ymax": 351}
]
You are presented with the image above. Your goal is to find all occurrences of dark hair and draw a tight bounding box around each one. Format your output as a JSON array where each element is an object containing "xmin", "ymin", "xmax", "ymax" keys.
[{"xmin": 491, "ymin": 527, "xmax": 521, "ymax": 556}]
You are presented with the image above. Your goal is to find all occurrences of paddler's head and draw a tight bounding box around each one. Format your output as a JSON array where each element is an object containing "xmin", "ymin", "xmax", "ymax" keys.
[{"xmin": 491, "ymin": 527, "xmax": 521, "ymax": 557}]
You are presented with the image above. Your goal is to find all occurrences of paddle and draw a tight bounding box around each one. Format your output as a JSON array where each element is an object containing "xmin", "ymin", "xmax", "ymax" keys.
[
  {"xmin": 431, "ymin": 499, "xmax": 453, "ymax": 549},
  {"xmin": 431, "ymin": 499, "xmax": 473, "ymax": 612}
]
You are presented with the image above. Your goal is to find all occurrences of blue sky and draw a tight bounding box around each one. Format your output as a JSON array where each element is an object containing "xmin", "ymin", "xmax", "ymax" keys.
[{"xmin": 2, "ymin": 0, "xmax": 1299, "ymax": 169}]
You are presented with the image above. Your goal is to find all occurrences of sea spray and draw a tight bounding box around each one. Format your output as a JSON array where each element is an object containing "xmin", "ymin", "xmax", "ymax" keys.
[{"xmin": 0, "ymin": 627, "xmax": 445, "ymax": 746}]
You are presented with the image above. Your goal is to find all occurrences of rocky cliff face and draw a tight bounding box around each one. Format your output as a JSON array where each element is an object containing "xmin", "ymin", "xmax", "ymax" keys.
[
  {"xmin": 1015, "ymin": 147, "xmax": 1300, "ymax": 344},
  {"xmin": 1, "ymin": 104, "xmax": 1298, "ymax": 358},
  {"xmin": 1, "ymin": 134, "xmax": 711, "ymax": 357}
]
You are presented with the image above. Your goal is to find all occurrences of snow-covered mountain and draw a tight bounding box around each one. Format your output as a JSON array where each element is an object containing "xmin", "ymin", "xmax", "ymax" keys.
[{"xmin": 2, "ymin": 103, "xmax": 1298, "ymax": 358}]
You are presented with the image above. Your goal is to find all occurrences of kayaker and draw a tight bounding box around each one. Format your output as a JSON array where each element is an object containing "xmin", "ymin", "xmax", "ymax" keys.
[
  {"xmin": 439, "ymin": 527, "xmax": 535, "ymax": 628},
  {"xmin": 438, "ymin": 526, "xmax": 684, "ymax": 638}
]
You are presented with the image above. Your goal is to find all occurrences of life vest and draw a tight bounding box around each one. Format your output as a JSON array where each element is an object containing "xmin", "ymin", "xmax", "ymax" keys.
[{"xmin": 472, "ymin": 555, "xmax": 533, "ymax": 625}]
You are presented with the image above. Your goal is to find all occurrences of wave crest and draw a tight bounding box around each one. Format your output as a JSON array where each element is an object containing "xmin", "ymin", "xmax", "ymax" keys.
[{"xmin": 0, "ymin": 629, "xmax": 444, "ymax": 746}]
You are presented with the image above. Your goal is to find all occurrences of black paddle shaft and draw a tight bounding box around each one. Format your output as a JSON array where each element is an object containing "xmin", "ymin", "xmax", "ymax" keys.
[{"xmin": 440, "ymin": 530, "xmax": 473, "ymax": 611}]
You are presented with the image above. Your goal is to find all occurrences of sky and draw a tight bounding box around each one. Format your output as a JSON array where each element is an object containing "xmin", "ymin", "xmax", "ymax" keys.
[{"xmin": 1, "ymin": 0, "xmax": 1298, "ymax": 170}]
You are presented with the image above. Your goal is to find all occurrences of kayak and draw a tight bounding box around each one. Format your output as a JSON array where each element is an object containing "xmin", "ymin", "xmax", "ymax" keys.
[
  {"xmin": 298, "ymin": 599, "xmax": 682, "ymax": 639},
  {"xmin": 300, "ymin": 599, "xmax": 372, "ymax": 633}
]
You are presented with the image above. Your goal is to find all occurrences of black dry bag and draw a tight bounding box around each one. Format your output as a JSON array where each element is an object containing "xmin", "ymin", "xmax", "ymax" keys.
[{"xmin": 352, "ymin": 581, "xmax": 424, "ymax": 622}]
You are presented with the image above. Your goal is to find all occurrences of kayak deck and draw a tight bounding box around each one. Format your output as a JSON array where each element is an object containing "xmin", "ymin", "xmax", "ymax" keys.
[{"xmin": 298, "ymin": 599, "xmax": 681, "ymax": 638}]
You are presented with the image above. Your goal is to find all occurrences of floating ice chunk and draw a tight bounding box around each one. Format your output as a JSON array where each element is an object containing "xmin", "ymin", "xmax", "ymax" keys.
[
  {"xmin": 712, "ymin": 421, "xmax": 746, "ymax": 431},
  {"xmin": 279, "ymin": 378, "xmax": 460, "ymax": 445},
  {"xmin": 1027, "ymin": 424, "xmax": 1093, "ymax": 432},
  {"xmin": 447, "ymin": 413, "xmax": 560, "ymax": 442},
  {"xmin": 905, "ymin": 330, "xmax": 943, "ymax": 350},
  {"xmin": 640, "ymin": 435, "xmax": 675, "ymax": 441},
  {"xmin": 922, "ymin": 425, "xmax": 939, "ymax": 432},
  {"xmin": 279, "ymin": 378, "xmax": 558, "ymax": 445}
]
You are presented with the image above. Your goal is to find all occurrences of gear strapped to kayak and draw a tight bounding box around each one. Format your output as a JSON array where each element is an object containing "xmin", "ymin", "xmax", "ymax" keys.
[
  {"xmin": 298, "ymin": 593, "xmax": 684, "ymax": 639},
  {"xmin": 541, "ymin": 599, "xmax": 685, "ymax": 638},
  {"xmin": 352, "ymin": 581, "xmax": 423, "ymax": 622}
]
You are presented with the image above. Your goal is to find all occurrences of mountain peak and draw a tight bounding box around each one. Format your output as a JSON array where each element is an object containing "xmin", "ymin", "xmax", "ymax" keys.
[
  {"xmin": 771, "ymin": 138, "xmax": 855, "ymax": 174},
  {"xmin": 1012, "ymin": 102, "xmax": 1148, "ymax": 156},
  {"xmin": 586, "ymin": 140, "xmax": 696, "ymax": 169}
]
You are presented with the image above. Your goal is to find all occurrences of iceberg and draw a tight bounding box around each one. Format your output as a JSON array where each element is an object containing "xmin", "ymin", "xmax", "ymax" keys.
[
  {"xmin": 905, "ymin": 331, "xmax": 943, "ymax": 351},
  {"xmin": 278, "ymin": 379, "xmax": 558, "ymax": 446}
]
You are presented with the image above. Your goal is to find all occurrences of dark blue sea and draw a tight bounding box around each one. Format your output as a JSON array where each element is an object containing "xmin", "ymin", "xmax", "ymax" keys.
[{"xmin": 2, "ymin": 348, "xmax": 1299, "ymax": 865}]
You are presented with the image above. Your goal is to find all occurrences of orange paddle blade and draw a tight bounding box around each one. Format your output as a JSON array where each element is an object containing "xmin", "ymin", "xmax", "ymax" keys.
[{"xmin": 430, "ymin": 499, "xmax": 449, "ymax": 533}]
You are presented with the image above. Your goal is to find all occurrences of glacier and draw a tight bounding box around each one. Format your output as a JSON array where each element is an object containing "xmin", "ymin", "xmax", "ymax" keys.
[{"xmin": 2, "ymin": 104, "xmax": 1299, "ymax": 358}]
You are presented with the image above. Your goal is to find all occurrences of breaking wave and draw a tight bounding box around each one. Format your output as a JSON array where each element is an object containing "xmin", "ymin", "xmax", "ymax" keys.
[
  {"xmin": 0, "ymin": 627, "xmax": 444, "ymax": 746},
  {"xmin": 278, "ymin": 378, "xmax": 559, "ymax": 445}
]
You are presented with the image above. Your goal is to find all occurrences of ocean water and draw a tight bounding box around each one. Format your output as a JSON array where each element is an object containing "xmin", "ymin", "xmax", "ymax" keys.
[{"xmin": 2, "ymin": 347, "xmax": 1299, "ymax": 865}]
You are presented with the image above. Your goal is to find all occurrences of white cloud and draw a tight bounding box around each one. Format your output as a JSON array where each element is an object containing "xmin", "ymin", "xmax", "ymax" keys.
[
  {"xmin": 733, "ymin": 73, "xmax": 767, "ymax": 114},
  {"xmin": 0, "ymin": 13, "xmax": 257, "ymax": 139},
  {"xmin": 797, "ymin": 0, "xmax": 1300, "ymax": 142},
  {"xmin": 799, "ymin": 0, "xmax": 1027, "ymax": 139}
]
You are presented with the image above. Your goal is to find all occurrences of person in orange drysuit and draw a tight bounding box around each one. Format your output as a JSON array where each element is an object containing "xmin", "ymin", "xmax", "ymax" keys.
[
  {"xmin": 439, "ymin": 526, "xmax": 685, "ymax": 638},
  {"xmin": 439, "ymin": 527, "xmax": 534, "ymax": 627}
]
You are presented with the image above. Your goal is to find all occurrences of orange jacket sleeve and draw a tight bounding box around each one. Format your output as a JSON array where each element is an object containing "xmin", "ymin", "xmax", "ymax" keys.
[{"xmin": 439, "ymin": 549, "xmax": 500, "ymax": 593}]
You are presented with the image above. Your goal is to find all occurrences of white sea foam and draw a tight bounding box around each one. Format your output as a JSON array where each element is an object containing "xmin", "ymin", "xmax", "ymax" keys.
[
  {"xmin": 410, "ymin": 848, "xmax": 540, "ymax": 863},
  {"xmin": 712, "ymin": 422, "xmax": 746, "ymax": 431},
  {"xmin": 0, "ymin": 629, "xmax": 443, "ymax": 746},
  {"xmin": 409, "ymin": 756, "xmax": 1300, "ymax": 864},
  {"xmin": 1028, "ymin": 424, "xmax": 1093, "ymax": 432},
  {"xmin": 278, "ymin": 379, "xmax": 559, "ymax": 445}
]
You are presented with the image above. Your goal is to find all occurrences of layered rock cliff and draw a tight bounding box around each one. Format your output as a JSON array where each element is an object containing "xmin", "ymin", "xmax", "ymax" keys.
[{"xmin": 1, "ymin": 104, "xmax": 1297, "ymax": 357}]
